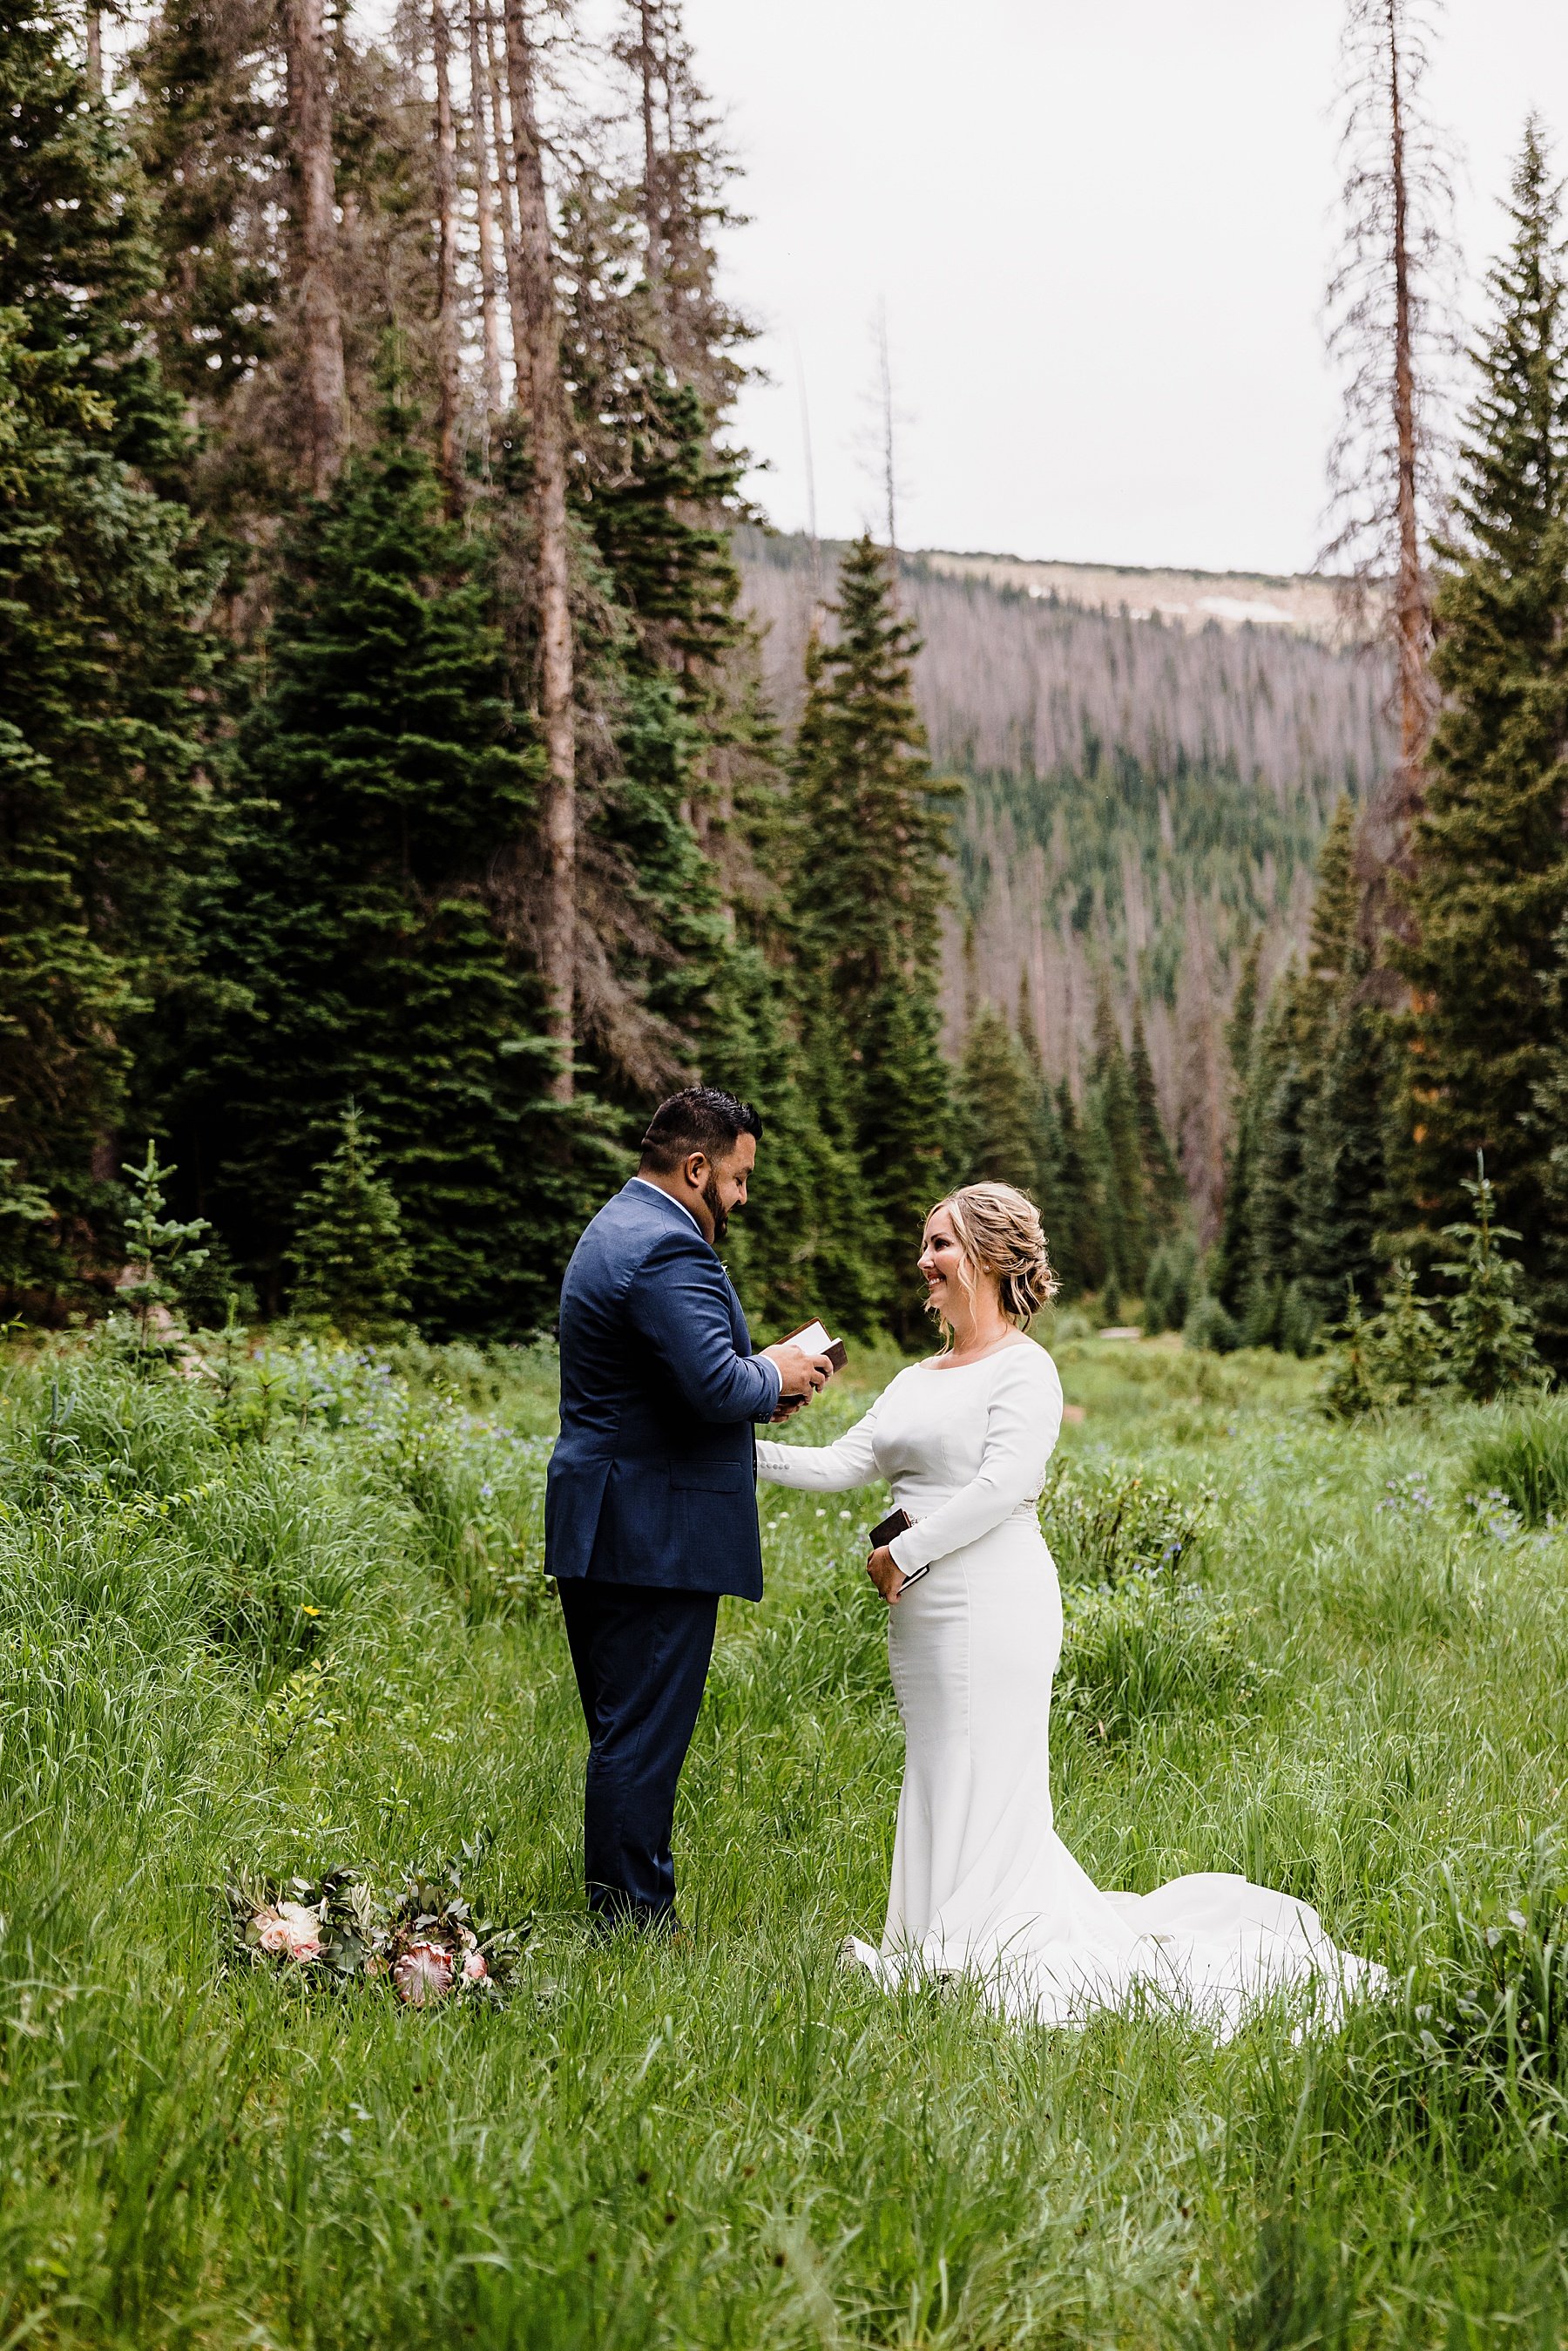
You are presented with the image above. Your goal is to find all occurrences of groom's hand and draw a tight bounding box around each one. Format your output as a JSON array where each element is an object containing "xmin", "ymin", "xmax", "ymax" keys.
[
  {"xmin": 866, "ymin": 1545, "xmax": 905, "ymax": 1604},
  {"xmin": 761, "ymin": 1339, "xmax": 835, "ymax": 1404}
]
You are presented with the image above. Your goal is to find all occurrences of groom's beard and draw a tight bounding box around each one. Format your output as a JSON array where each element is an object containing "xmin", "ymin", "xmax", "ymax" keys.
[{"xmin": 703, "ymin": 1174, "xmax": 729, "ymax": 1243}]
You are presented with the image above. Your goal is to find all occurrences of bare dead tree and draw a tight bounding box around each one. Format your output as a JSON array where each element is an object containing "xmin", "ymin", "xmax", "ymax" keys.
[
  {"xmin": 282, "ymin": 0, "xmax": 348, "ymax": 497},
  {"xmin": 429, "ymin": 0, "xmax": 463, "ymax": 512},
  {"xmin": 499, "ymin": 0, "xmax": 576, "ymax": 1094},
  {"xmin": 482, "ymin": 0, "xmax": 532, "ymax": 412},
  {"xmin": 1322, "ymin": 0, "xmax": 1458, "ymax": 850},
  {"xmin": 875, "ymin": 297, "xmax": 897, "ymax": 558},
  {"xmin": 634, "ymin": 0, "xmax": 663, "ymax": 292},
  {"xmin": 794, "ymin": 333, "xmax": 822, "ymax": 608},
  {"xmin": 464, "ymin": 0, "xmax": 505, "ymax": 421}
]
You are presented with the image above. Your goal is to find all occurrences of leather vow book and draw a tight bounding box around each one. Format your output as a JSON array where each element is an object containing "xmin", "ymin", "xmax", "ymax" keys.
[
  {"xmin": 868, "ymin": 1505, "xmax": 929, "ymax": 1587},
  {"xmin": 777, "ymin": 1319, "xmax": 848, "ymax": 1394}
]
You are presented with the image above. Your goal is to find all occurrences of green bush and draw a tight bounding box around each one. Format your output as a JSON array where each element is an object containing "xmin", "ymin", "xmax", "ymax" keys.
[
  {"xmin": 1041, "ymin": 1458, "xmax": 1213, "ymax": 1587},
  {"xmin": 1185, "ymin": 1291, "xmax": 1240, "ymax": 1353},
  {"xmin": 1143, "ymin": 1234, "xmax": 1198, "ymax": 1336},
  {"xmin": 1468, "ymin": 1404, "xmax": 1568, "ymax": 1528}
]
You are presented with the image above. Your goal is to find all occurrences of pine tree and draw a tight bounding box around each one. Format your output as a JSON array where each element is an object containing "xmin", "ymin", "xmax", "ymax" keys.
[
  {"xmin": 1298, "ymin": 952, "xmax": 1389, "ymax": 1325},
  {"xmin": 116, "ymin": 1139, "xmax": 210, "ymax": 1358},
  {"xmin": 858, "ymin": 984, "xmax": 956, "ymax": 1344},
  {"xmin": 0, "ymin": 0, "xmax": 209, "ymax": 1292},
  {"xmin": 170, "ymin": 410, "xmax": 613, "ymax": 1336},
  {"xmin": 792, "ymin": 540, "xmax": 956, "ymax": 1020},
  {"xmin": 1050, "ymin": 1081, "xmax": 1103, "ymax": 1301},
  {"xmin": 958, "ymin": 1005, "xmax": 1038, "ymax": 1193},
  {"xmin": 289, "ymin": 1105, "xmax": 412, "ymax": 1340},
  {"xmin": 1397, "ymin": 121, "xmax": 1568, "ymax": 1274},
  {"xmin": 1367, "ymin": 1258, "xmax": 1446, "ymax": 1404},
  {"xmin": 1322, "ymin": 1282, "xmax": 1386, "ymax": 1418},
  {"xmin": 791, "ymin": 539, "xmax": 959, "ymax": 1313},
  {"xmin": 1129, "ymin": 1005, "xmax": 1184, "ymax": 1233},
  {"xmin": 1532, "ymin": 915, "xmax": 1568, "ymax": 1352},
  {"xmin": 1436, "ymin": 1153, "xmax": 1542, "ymax": 1401},
  {"xmin": 1086, "ymin": 1012, "xmax": 1152, "ymax": 1300}
]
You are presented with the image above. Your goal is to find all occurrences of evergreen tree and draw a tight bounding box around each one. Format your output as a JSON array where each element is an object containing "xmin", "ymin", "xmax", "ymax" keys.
[
  {"xmin": 1051, "ymin": 1081, "xmax": 1104, "ymax": 1300},
  {"xmin": 792, "ymin": 540, "xmax": 956, "ymax": 1021},
  {"xmin": 117, "ymin": 1139, "xmax": 210, "ymax": 1358},
  {"xmin": 0, "ymin": 0, "xmax": 209, "ymax": 1291},
  {"xmin": 1397, "ymin": 122, "xmax": 1568, "ymax": 1273},
  {"xmin": 1321, "ymin": 1284, "xmax": 1386, "ymax": 1419},
  {"xmin": 1531, "ymin": 914, "xmax": 1568, "ymax": 1353},
  {"xmin": 958, "ymin": 1005, "xmax": 1039, "ymax": 1193},
  {"xmin": 1129, "ymin": 1006, "xmax": 1184, "ymax": 1232},
  {"xmin": 1436, "ymin": 1154, "xmax": 1543, "ymax": 1401},
  {"xmin": 1085, "ymin": 998, "xmax": 1152, "ymax": 1298},
  {"xmin": 858, "ymin": 984, "xmax": 956, "ymax": 1344},
  {"xmin": 289, "ymin": 1105, "xmax": 412, "ymax": 1341},
  {"xmin": 1298, "ymin": 952, "xmax": 1389, "ymax": 1326},
  {"xmin": 170, "ymin": 411, "xmax": 614, "ymax": 1335},
  {"xmin": 1143, "ymin": 1233, "xmax": 1198, "ymax": 1336},
  {"xmin": 791, "ymin": 539, "xmax": 958, "ymax": 1313},
  {"xmin": 1367, "ymin": 1259, "xmax": 1447, "ymax": 1405}
]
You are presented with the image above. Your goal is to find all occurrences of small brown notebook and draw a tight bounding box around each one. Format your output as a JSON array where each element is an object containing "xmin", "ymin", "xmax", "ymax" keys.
[{"xmin": 776, "ymin": 1318, "xmax": 848, "ymax": 1396}]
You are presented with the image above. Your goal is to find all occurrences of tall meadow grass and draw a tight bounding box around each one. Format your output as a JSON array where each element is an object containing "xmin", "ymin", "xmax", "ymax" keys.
[{"xmin": 0, "ymin": 1325, "xmax": 1565, "ymax": 2343}]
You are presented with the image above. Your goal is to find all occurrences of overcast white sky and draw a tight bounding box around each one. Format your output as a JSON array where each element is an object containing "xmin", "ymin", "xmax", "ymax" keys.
[{"xmin": 679, "ymin": 0, "xmax": 1568, "ymax": 575}]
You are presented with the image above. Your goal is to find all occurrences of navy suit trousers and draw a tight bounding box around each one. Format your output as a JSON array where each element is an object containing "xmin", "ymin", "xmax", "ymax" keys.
[{"xmin": 556, "ymin": 1579, "xmax": 719, "ymax": 1925}]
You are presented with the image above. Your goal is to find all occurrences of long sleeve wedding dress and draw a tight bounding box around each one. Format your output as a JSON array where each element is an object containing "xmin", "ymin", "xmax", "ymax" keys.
[{"xmin": 755, "ymin": 1338, "xmax": 1382, "ymax": 2036}]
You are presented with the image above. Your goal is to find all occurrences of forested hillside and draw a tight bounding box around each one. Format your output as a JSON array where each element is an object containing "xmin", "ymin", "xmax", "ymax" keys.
[{"xmin": 739, "ymin": 529, "xmax": 1393, "ymax": 1226}]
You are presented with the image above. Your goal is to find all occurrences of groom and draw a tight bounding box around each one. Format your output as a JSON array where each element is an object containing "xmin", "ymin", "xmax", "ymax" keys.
[{"xmin": 545, "ymin": 1086, "xmax": 835, "ymax": 1930}]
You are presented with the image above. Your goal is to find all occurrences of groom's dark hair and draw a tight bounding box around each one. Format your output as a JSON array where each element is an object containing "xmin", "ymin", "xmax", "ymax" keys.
[{"xmin": 640, "ymin": 1085, "xmax": 764, "ymax": 1174}]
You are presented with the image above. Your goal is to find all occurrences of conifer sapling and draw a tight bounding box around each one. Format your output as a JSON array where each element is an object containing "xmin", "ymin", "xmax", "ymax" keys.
[{"xmin": 289, "ymin": 1107, "xmax": 414, "ymax": 1343}]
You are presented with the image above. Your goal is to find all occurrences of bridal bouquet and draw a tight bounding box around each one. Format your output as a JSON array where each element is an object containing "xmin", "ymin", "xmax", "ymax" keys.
[{"xmin": 226, "ymin": 1857, "xmax": 524, "ymax": 2005}]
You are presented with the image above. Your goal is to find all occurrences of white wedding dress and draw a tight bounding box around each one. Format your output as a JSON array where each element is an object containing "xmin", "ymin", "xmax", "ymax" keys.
[{"xmin": 756, "ymin": 1338, "xmax": 1382, "ymax": 2035}]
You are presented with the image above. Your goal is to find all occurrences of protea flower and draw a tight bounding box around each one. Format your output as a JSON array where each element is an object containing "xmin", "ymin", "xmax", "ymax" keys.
[
  {"xmin": 462, "ymin": 1948, "xmax": 488, "ymax": 1982},
  {"xmin": 392, "ymin": 1941, "xmax": 455, "ymax": 2005}
]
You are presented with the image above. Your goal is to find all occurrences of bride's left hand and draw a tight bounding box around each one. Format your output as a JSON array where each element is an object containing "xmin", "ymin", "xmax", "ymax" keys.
[{"xmin": 866, "ymin": 1545, "xmax": 905, "ymax": 1604}]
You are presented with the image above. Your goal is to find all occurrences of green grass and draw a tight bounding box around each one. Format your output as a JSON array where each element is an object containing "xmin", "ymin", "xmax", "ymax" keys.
[{"xmin": 3, "ymin": 1321, "xmax": 1568, "ymax": 2345}]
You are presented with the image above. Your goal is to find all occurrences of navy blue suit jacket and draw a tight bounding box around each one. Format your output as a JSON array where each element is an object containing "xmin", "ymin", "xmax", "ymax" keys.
[{"xmin": 544, "ymin": 1180, "xmax": 782, "ymax": 1602}]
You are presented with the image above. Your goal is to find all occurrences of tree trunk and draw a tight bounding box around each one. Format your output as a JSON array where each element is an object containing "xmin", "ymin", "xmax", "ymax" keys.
[
  {"xmin": 1385, "ymin": 0, "xmax": 1430, "ymax": 783},
  {"xmin": 429, "ymin": 0, "xmax": 463, "ymax": 512},
  {"xmin": 465, "ymin": 0, "xmax": 505, "ymax": 423},
  {"xmin": 283, "ymin": 0, "xmax": 347, "ymax": 498},
  {"xmin": 636, "ymin": 0, "xmax": 662, "ymax": 291},
  {"xmin": 483, "ymin": 0, "xmax": 532, "ymax": 415},
  {"xmin": 85, "ymin": 6, "xmax": 102, "ymax": 93},
  {"xmin": 499, "ymin": 0, "xmax": 575, "ymax": 1094}
]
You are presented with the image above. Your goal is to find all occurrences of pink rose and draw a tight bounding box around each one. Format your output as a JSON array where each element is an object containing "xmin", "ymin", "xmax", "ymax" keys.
[
  {"xmin": 462, "ymin": 1948, "xmax": 488, "ymax": 1982},
  {"xmin": 393, "ymin": 1941, "xmax": 455, "ymax": 2005},
  {"xmin": 256, "ymin": 1901, "xmax": 323, "ymax": 1962}
]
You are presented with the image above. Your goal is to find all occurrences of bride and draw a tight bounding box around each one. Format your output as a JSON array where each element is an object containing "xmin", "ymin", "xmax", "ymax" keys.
[{"xmin": 755, "ymin": 1182, "xmax": 1382, "ymax": 2034}]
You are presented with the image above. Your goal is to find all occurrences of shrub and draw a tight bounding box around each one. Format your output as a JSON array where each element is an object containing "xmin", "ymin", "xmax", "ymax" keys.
[
  {"xmin": 1041, "ymin": 1459, "xmax": 1213, "ymax": 1588},
  {"xmin": 1185, "ymin": 1292, "xmax": 1240, "ymax": 1354},
  {"xmin": 1143, "ymin": 1234, "xmax": 1197, "ymax": 1336},
  {"xmin": 1467, "ymin": 1403, "xmax": 1568, "ymax": 1528}
]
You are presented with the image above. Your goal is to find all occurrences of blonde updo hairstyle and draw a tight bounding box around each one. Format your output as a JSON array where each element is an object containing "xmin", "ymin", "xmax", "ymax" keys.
[{"xmin": 926, "ymin": 1182, "xmax": 1059, "ymax": 1338}]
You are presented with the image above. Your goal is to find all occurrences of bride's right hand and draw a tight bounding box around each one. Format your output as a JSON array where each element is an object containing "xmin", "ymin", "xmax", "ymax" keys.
[{"xmin": 866, "ymin": 1545, "xmax": 905, "ymax": 1604}]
